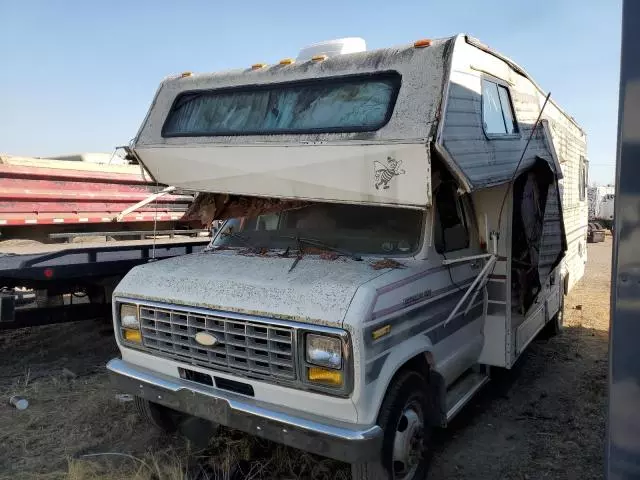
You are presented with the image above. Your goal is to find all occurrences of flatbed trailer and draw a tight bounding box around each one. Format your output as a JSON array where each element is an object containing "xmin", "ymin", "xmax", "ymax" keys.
[
  {"xmin": 0, "ymin": 152, "xmax": 194, "ymax": 241},
  {"xmin": 0, "ymin": 236, "xmax": 209, "ymax": 329}
]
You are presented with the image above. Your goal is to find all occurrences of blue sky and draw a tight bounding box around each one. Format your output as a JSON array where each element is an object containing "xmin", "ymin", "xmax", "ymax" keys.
[{"xmin": 0, "ymin": 0, "xmax": 621, "ymax": 184}]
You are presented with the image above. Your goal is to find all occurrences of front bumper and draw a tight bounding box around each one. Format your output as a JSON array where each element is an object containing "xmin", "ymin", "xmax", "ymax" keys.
[{"xmin": 107, "ymin": 358, "xmax": 382, "ymax": 463}]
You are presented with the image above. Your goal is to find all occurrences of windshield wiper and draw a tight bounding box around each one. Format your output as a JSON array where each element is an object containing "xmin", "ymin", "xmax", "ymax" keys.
[
  {"xmin": 279, "ymin": 235, "xmax": 362, "ymax": 262},
  {"xmin": 206, "ymin": 231, "xmax": 255, "ymax": 251},
  {"xmin": 220, "ymin": 231, "xmax": 252, "ymax": 244}
]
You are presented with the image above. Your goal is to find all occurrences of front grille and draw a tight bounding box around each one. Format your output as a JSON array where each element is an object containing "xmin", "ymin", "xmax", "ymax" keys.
[{"xmin": 138, "ymin": 305, "xmax": 296, "ymax": 381}]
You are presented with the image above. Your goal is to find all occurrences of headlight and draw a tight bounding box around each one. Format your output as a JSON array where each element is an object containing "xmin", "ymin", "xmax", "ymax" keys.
[
  {"xmin": 119, "ymin": 303, "xmax": 141, "ymax": 344},
  {"xmin": 120, "ymin": 304, "xmax": 139, "ymax": 329},
  {"xmin": 306, "ymin": 334, "xmax": 342, "ymax": 369}
]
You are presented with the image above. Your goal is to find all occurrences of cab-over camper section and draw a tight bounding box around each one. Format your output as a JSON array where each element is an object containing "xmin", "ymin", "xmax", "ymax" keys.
[{"xmin": 131, "ymin": 39, "xmax": 454, "ymax": 208}]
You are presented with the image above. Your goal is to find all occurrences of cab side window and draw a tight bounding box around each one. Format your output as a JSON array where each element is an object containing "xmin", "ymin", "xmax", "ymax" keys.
[{"xmin": 434, "ymin": 182, "xmax": 470, "ymax": 253}]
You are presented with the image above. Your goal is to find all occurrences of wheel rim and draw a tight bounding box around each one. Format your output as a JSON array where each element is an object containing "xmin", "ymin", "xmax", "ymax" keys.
[
  {"xmin": 391, "ymin": 399, "xmax": 424, "ymax": 480},
  {"xmin": 557, "ymin": 286, "xmax": 565, "ymax": 329},
  {"xmin": 558, "ymin": 302, "xmax": 564, "ymax": 328}
]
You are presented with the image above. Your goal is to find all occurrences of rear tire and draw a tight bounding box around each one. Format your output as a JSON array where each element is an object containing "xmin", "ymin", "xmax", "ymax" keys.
[
  {"xmin": 134, "ymin": 396, "xmax": 180, "ymax": 433},
  {"xmin": 351, "ymin": 370, "xmax": 433, "ymax": 480},
  {"xmin": 543, "ymin": 278, "xmax": 565, "ymax": 337}
]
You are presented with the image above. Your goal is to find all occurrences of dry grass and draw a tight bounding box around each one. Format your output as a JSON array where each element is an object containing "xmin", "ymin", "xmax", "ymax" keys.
[
  {"xmin": 0, "ymin": 240, "xmax": 612, "ymax": 480},
  {"xmin": 66, "ymin": 452, "xmax": 186, "ymax": 480},
  {"xmin": 63, "ymin": 434, "xmax": 351, "ymax": 480}
]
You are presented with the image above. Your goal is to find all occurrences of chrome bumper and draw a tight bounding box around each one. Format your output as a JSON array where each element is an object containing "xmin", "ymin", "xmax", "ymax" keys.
[{"xmin": 106, "ymin": 358, "xmax": 382, "ymax": 463}]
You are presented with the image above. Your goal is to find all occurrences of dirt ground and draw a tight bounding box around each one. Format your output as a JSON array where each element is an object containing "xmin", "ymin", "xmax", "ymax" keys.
[{"xmin": 0, "ymin": 239, "xmax": 611, "ymax": 480}]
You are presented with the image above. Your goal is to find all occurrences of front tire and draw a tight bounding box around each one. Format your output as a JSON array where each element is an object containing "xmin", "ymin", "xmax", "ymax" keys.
[{"xmin": 352, "ymin": 370, "xmax": 433, "ymax": 480}]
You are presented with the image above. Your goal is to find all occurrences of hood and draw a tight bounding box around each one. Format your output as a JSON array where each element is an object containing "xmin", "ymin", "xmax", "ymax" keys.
[{"xmin": 114, "ymin": 250, "xmax": 387, "ymax": 327}]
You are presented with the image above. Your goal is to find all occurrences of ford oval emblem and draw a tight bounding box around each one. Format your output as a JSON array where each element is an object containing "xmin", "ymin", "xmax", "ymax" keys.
[{"xmin": 194, "ymin": 331, "xmax": 218, "ymax": 346}]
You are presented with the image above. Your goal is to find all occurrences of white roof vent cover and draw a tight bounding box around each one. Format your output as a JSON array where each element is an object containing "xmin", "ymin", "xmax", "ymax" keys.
[{"xmin": 296, "ymin": 37, "xmax": 366, "ymax": 62}]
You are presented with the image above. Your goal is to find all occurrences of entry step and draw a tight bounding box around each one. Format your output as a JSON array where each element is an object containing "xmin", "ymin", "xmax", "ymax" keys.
[{"xmin": 445, "ymin": 369, "xmax": 489, "ymax": 422}]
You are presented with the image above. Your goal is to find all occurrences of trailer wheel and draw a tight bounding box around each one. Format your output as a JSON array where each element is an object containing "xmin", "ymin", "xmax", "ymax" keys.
[
  {"xmin": 351, "ymin": 370, "xmax": 433, "ymax": 480},
  {"xmin": 134, "ymin": 396, "xmax": 180, "ymax": 433},
  {"xmin": 86, "ymin": 285, "xmax": 106, "ymax": 304},
  {"xmin": 35, "ymin": 289, "xmax": 64, "ymax": 307}
]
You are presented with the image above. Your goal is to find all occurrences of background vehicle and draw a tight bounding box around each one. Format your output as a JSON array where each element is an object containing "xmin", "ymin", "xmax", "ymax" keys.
[
  {"xmin": 588, "ymin": 222, "xmax": 606, "ymax": 243},
  {"xmin": 588, "ymin": 185, "xmax": 615, "ymax": 230},
  {"xmin": 0, "ymin": 150, "xmax": 208, "ymax": 329}
]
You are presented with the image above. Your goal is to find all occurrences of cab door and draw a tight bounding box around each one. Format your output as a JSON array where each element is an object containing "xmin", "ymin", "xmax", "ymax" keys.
[{"xmin": 430, "ymin": 178, "xmax": 486, "ymax": 384}]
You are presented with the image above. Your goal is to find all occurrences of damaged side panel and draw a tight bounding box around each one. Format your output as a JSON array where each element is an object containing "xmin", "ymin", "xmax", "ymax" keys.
[
  {"xmin": 511, "ymin": 159, "xmax": 567, "ymax": 315},
  {"xmin": 438, "ymin": 35, "xmax": 567, "ymax": 191}
]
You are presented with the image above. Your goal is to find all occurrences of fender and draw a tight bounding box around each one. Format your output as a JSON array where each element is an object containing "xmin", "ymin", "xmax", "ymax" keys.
[{"xmin": 354, "ymin": 334, "xmax": 445, "ymax": 426}]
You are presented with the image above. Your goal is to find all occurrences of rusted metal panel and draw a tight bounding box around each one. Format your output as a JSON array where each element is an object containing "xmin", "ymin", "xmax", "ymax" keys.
[{"xmin": 182, "ymin": 193, "xmax": 311, "ymax": 226}]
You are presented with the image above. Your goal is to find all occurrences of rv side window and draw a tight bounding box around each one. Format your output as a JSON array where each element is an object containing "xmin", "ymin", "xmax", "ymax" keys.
[
  {"xmin": 434, "ymin": 183, "xmax": 470, "ymax": 253},
  {"xmin": 482, "ymin": 79, "xmax": 518, "ymax": 136},
  {"xmin": 579, "ymin": 156, "xmax": 587, "ymax": 201}
]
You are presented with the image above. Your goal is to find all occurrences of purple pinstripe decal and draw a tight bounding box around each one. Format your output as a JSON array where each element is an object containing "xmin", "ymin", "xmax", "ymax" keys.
[
  {"xmin": 366, "ymin": 260, "xmax": 473, "ymax": 323},
  {"xmin": 371, "ymin": 282, "xmax": 472, "ymax": 320}
]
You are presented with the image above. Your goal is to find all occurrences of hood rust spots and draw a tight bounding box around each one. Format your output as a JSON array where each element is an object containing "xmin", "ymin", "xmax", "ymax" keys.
[
  {"xmin": 237, "ymin": 247, "xmax": 272, "ymax": 257},
  {"xmin": 301, "ymin": 246, "xmax": 339, "ymax": 260},
  {"xmin": 370, "ymin": 258, "xmax": 406, "ymax": 270},
  {"xmin": 319, "ymin": 251, "xmax": 339, "ymax": 261},
  {"xmin": 213, "ymin": 244, "xmax": 341, "ymax": 261}
]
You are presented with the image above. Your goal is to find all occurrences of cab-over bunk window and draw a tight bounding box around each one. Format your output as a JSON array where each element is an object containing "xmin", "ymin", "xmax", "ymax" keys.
[
  {"xmin": 162, "ymin": 72, "xmax": 401, "ymax": 137},
  {"xmin": 482, "ymin": 78, "xmax": 518, "ymax": 136}
]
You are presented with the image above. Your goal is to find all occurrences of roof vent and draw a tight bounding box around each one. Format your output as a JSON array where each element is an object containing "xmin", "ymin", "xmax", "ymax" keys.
[{"xmin": 296, "ymin": 37, "xmax": 366, "ymax": 62}]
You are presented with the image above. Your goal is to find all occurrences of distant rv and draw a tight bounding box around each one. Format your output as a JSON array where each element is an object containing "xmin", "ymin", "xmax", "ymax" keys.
[{"xmin": 588, "ymin": 185, "xmax": 615, "ymax": 227}]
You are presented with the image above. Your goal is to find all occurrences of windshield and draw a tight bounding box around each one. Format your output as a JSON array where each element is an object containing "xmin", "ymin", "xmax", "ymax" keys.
[{"xmin": 212, "ymin": 203, "xmax": 424, "ymax": 256}]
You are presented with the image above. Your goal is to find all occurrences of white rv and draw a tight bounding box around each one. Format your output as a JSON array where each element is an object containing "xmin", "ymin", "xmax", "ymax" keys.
[
  {"xmin": 588, "ymin": 185, "xmax": 615, "ymax": 226},
  {"xmin": 107, "ymin": 34, "xmax": 588, "ymax": 479}
]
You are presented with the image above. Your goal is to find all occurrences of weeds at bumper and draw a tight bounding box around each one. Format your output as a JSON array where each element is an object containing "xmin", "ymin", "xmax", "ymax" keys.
[{"xmin": 66, "ymin": 428, "xmax": 350, "ymax": 480}]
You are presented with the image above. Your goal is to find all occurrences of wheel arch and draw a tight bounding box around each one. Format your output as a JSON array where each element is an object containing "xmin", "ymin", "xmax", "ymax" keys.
[{"xmin": 359, "ymin": 337, "xmax": 446, "ymax": 428}]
